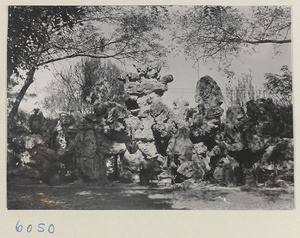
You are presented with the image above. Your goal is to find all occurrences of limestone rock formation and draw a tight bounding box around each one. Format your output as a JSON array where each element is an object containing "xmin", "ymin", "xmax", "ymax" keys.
[
  {"xmin": 58, "ymin": 103, "xmax": 130, "ymax": 184},
  {"xmin": 7, "ymin": 64, "xmax": 293, "ymax": 190},
  {"xmin": 224, "ymin": 105, "xmax": 246, "ymax": 152},
  {"xmin": 212, "ymin": 156, "xmax": 242, "ymax": 186},
  {"xmin": 190, "ymin": 76, "xmax": 224, "ymax": 145},
  {"xmin": 159, "ymin": 74, "xmax": 174, "ymax": 84},
  {"xmin": 223, "ymin": 98, "xmax": 294, "ymax": 187},
  {"xmin": 116, "ymin": 64, "xmax": 175, "ymax": 184}
]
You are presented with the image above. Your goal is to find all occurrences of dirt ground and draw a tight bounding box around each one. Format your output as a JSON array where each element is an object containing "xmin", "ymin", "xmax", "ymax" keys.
[{"xmin": 7, "ymin": 179, "xmax": 294, "ymax": 210}]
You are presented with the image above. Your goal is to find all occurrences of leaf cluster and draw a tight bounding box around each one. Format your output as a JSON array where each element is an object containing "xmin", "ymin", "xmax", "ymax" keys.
[
  {"xmin": 7, "ymin": 6, "xmax": 84, "ymax": 78},
  {"xmin": 7, "ymin": 5, "xmax": 169, "ymax": 81},
  {"xmin": 264, "ymin": 65, "xmax": 292, "ymax": 106},
  {"xmin": 42, "ymin": 58, "xmax": 124, "ymax": 116},
  {"xmin": 171, "ymin": 6, "xmax": 291, "ymax": 64}
]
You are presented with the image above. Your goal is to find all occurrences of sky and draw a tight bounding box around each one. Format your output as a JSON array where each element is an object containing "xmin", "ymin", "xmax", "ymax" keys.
[
  {"xmin": 161, "ymin": 43, "xmax": 291, "ymax": 108},
  {"xmin": 17, "ymin": 6, "xmax": 292, "ymax": 115},
  {"xmin": 22, "ymin": 42, "xmax": 291, "ymax": 114}
]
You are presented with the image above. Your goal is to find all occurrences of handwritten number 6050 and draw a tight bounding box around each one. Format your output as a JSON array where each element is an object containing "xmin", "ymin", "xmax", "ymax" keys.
[{"xmin": 16, "ymin": 220, "xmax": 55, "ymax": 234}]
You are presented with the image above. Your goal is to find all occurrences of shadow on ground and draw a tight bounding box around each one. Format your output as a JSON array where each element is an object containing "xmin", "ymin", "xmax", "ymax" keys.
[{"xmin": 7, "ymin": 180, "xmax": 294, "ymax": 210}]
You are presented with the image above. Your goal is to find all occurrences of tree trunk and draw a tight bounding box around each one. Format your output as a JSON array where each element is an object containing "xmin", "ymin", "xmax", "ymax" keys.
[{"xmin": 8, "ymin": 67, "xmax": 36, "ymax": 127}]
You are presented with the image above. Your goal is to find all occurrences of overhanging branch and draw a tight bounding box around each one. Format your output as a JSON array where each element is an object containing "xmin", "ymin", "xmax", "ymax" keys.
[
  {"xmin": 37, "ymin": 52, "xmax": 123, "ymax": 66},
  {"xmin": 243, "ymin": 39, "xmax": 291, "ymax": 44}
]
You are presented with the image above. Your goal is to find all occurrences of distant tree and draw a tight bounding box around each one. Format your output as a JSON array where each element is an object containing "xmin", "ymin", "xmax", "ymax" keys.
[
  {"xmin": 42, "ymin": 58, "xmax": 124, "ymax": 116},
  {"xmin": 264, "ymin": 65, "xmax": 292, "ymax": 106},
  {"xmin": 225, "ymin": 72, "xmax": 265, "ymax": 110},
  {"xmin": 172, "ymin": 6, "xmax": 291, "ymax": 65},
  {"xmin": 7, "ymin": 6, "xmax": 85, "ymax": 125},
  {"xmin": 7, "ymin": 6, "xmax": 169, "ymax": 125}
]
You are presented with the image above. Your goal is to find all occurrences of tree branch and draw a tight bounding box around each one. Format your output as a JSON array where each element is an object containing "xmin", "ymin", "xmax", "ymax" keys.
[
  {"xmin": 37, "ymin": 52, "xmax": 123, "ymax": 66},
  {"xmin": 243, "ymin": 39, "xmax": 291, "ymax": 44}
]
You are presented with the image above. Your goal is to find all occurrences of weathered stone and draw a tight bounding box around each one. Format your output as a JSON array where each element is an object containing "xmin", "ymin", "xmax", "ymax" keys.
[
  {"xmin": 276, "ymin": 160, "xmax": 294, "ymax": 183},
  {"xmin": 195, "ymin": 76, "xmax": 223, "ymax": 107},
  {"xmin": 174, "ymin": 143, "xmax": 209, "ymax": 180},
  {"xmin": 124, "ymin": 115, "xmax": 141, "ymax": 132},
  {"xmin": 63, "ymin": 120, "xmax": 95, "ymax": 138},
  {"xmin": 125, "ymin": 79, "xmax": 168, "ymax": 96},
  {"xmin": 150, "ymin": 97, "xmax": 166, "ymax": 118},
  {"xmin": 192, "ymin": 153, "xmax": 208, "ymax": 178},
  {"xmin": 159, "ymin": 74, "xmax": 174, "ymax": 84},
  {"xmin": 55, "ymin": 121, "xmax": 67, "ymax": 153},
  {"xmin": 226, "ymin": 106, "xmax": 246, "ymax": 126},
  {"xmin": 93, "ymin": 101, "xmax": 111, "ymax": 116},
  {"xmin": 101, "ymin": 140, "xmax": 127, "ymax": 155},
  {"xmin": 190, "ymin": 117, "xmax": 221, "ymax": 144},
  {"xmin": 167, "ymin": 127, "xmax": 194, "ymax": 164},
  {"xmin": 106, "ymin": 121, "xmax": 129, "ymax": 143},
  {"xmin": 172, "ymin": 97, "xmax": 189, "ymax": 119},
  {"xmin": 76, "ymin": 154, "xmax": 106, "ymax": 180},
  {"xmin": 224, "ymin": 141, "xmax": 244, "ymax": 152},
  {"xmin": 193, "ymin": 142, "xmax": 208, "ymax": 157},
  {"xmin": 137, "ymin": 93, "xmax": 161, "ymax": 107},
  {"xmin": 224, "ymin": 122, "xmax": 243, "ymax": 147},
  {"xmin": 60, "ymin": 113, "xmax": 75, "ymax": 125},
  {"xmin": 139, "ymin": 158, "xmax": 162, "ymax": 185},
  {"xmin": 129, "ymin": 108, "xmax": 140, "ymax": 116},
  {"xmin": 8, "ymin": 165, "xmax": 41, "ymax": 178},
  {"xmin": 19, "ymin": 151, "xmax": 33, "ymax": 164},
  {"xmin": 7, "ymin": 149, "xmax": 18, "ymax": 172},
  {"xmin": 137, "ymin": 141, "xmax": 158, "ymax": 158},
  {"xmin": 177, "ymin": 161, "xmax": 196, "ymax": 178},
  {"xmin": 119, "ymin": 170, "xmax": 136, "ymax": 183},
  {"xmin": 73, "ymin": 130, "xmax": 97, "ymax": 158},
  {"xmin": 108, "ymin": 121, "xmax": 125, "ymax": 133},
  {"xmin": 133, "ymin": 116, "xmax": 155, "ymax": 142},
  {"xmin": 153, "ymin": 105, "xmax": 170, "ymax": 123},
  {"xmin": 137, "ymin": 106, "xmax": 151, "ymax": 118},
  {"xmin": 12, "ymin": 134, "xmax": 46, "ymax": 150},
  {"xmin": 206, "ymin": 106, "xmax": 224, "ymax": 120},
  {"xmin": 118, "ymin": 72, "xmax": 138, "ymax": 83},
  {"xmin": 261, "ymin": 144, "xmax": 277, "ymax": 163},
  {"xmin": 28, "ymin": 145, "xmax": 57, "ymax": 169},
  {"xmin": 157, "ymin": 170, "xmax": 173, "ymax": 186},
  {"xmin": 122, "ymin": 149, "xmax": 144, "ymax": 172},
  {"xmin": 106, "ymin": 104, "xmax": 128, "ymax": 123},
  {"xmin": 152, "ymin": 121, "xmax": 175, "ymax": 156},
  {"xmin": 72, "ymin": 111, "xmax": 86, "ymax": 123},
  {"xmin": 147, "ymin": 96, "xmax": 170, "ymax": 123},
  {"xmin": 152, "ymin": 121, "xmax": 175, "ymax": 141},
  {"xmin": 125, "ymin": 96, "xmax": 139, "ymax": 110},
  {"xmin": 268, "ymin": 138, "xmax": 294, "ymax": 161},
  {"xmin": 213, "ymin": 156, "xmax": 242, "ymax": 186},
  {"xmin": 133, "ymin": 63, "xmax": 162, "ymax": 79},
  {"xmin": 190, "ymin": 76, "xmax": 224, "ymax": 145},
  {"xmin": 208, "ymin": 145, "xmax": 222, "ymax": 157},
  {"xmin": 245, "ymin": 133, "xmax": 267, "ymax": 153}
]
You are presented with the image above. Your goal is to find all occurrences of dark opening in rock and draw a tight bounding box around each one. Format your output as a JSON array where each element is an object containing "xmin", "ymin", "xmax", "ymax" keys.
[{"xmin": 125, "ymin": 98, "xmax": 139, "ymax": 110}]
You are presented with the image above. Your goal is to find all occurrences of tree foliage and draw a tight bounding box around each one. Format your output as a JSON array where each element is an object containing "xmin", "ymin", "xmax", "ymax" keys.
[
  {"xmin": 171, "ymin": 6, "xmax": 291, "ymax": 64},
  {"xmin": 7, "ymin": 6, "xmax": 169, "ymax": 124},
  {"xmin": 225, "ymin": 72, "xmax": 266, "ymax": 110},
  {"xmin": 264, "ymin": 65, "xmax": 292, "ymax": 106},
  {"xmin": 7, "ymin": 6, "xmax": 85, "ymax": 80},
  {"xmin": 42, "ymin": 58, "xmax": 124, "ymax": 116}
]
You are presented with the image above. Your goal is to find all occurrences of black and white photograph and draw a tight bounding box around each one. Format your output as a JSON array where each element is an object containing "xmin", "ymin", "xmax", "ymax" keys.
[{"xmin": 6, "ymin": 5, "xmax": 294, "ymax": 212}]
